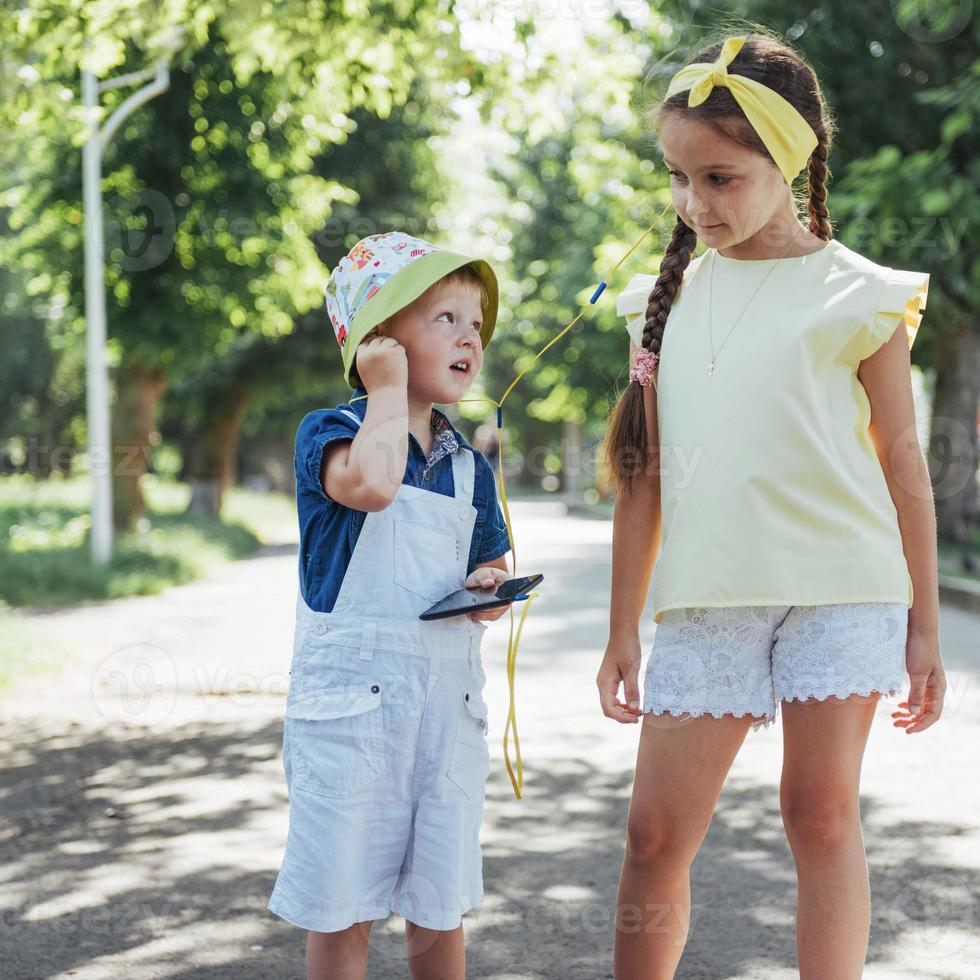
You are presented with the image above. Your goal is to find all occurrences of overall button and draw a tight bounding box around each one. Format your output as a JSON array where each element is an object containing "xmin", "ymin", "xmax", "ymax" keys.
[
  {"xmin": 371, "ymin": 684, "xmax": 380, "ymax": 693},
  {"xmin": 313, "ymin": 623, "xmax": 327, "ymax": 635},
  {"xmin": 465, "ymin": 692, "xmax": 470, "ymax": 701}
]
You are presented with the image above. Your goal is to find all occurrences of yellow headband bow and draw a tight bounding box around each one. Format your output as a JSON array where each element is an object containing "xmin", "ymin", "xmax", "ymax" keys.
[{"xmin": 665, "ymin": 36, "xmax": 818, "ymax": 185}]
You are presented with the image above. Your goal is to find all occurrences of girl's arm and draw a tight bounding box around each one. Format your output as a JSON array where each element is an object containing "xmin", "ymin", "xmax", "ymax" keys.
[
  {"xmin": 598, "ymin": 340, "xmax": 663, "ymax": 724},
  {"xmin": 858, "ymin": 326, "xmax": 939, "ymax": 634},
  {"xmin": 858, "ymin": 323, "xmax": 946, "ymax": 731}
]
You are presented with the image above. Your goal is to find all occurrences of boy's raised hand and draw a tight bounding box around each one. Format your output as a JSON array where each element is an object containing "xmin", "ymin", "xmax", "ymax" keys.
[
  {"xmin": 463, "ymin": 567, "xmax": 513, "ymax": 622},
  {"xmin": 356, "ymin": 335, "xmax": 408, "ymax": 392}
]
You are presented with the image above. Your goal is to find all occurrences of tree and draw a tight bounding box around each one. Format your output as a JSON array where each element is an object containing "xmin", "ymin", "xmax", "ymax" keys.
[
  {"xmin": 740, "ymin": 0, "xmax": 979, "ymax": 552},
  {"xmin": 0, "ymin": 0, "xmax": 488, "ymax": 527}
]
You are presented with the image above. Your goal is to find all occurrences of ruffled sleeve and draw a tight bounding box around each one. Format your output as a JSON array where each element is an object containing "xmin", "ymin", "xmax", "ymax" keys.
[
  {"xmin": 860, "ymin": 268, "xmax": 929, "ymax": 359},
  {"xmin": 615, "ymin": 273, "xmax": 658, "ymax": 348}
]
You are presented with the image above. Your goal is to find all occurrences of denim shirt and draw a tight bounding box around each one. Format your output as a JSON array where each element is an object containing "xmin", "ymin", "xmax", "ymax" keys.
[{"xmin": 295, "ymin": 386, "xmax": 512, "ymax": 612}]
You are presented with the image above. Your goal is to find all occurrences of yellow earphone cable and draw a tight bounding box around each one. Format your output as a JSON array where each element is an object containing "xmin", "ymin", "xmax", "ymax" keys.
[{"xmin": 350, "ymin": 203, "xmax": 674, "ymax": 798}]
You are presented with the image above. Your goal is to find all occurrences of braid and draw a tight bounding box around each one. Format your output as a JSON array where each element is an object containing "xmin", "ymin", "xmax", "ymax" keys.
[
  {"xmin": 641, "ymin": 217, "xmax": 698, "ymax": 357},
  {"xmin": 601, "ymin": 32, "xmax": 839, "ymax": 500},
  {"xmin": 598, "ymin": 216, "xmax": 697, "ymax": 497},
  {"xmin": 806, "ymin": 129, "xmax": 833, "ymax": 241}
]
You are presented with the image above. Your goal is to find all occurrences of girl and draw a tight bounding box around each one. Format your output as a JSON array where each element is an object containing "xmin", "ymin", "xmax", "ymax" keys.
[{"xmin": 596, "ymin": 33, "xmax": 948, "ymax": 979}]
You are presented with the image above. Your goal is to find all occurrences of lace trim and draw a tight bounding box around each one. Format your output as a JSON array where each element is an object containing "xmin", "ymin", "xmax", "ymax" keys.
[
  {"xmin": 642, "ymin": 705, "xmax": 775, "ymax": 733},
  {"xmin": 643, "ymin": 682, "xmax": 905, "ymax": 733},
  {"xmin": 780, "ymin": 682, "xmax": 903, "ymax": 705}
]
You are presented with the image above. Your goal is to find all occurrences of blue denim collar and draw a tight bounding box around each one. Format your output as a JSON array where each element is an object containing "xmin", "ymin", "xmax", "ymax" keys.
[{"xmin": 349, "ymin": 387, "xmax": 468, "ymax": 473}]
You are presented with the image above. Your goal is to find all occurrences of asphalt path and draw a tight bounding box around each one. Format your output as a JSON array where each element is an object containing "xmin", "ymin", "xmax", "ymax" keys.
[{"xmin": 2, "ymin": 500, "xmax": 977, "ymax": 978}]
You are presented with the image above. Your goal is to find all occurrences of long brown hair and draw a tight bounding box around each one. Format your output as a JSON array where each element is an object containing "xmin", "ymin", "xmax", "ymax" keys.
[{"xmin": 599, "ymin": 32, "xmax": 837, "ymax": 497}]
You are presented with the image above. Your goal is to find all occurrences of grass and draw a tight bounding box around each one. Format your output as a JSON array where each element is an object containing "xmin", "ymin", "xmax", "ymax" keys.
[
  {"xmin": 0, "ymin": 473, "xmax": 296, "ymax": 608},
  {"xmin": 0, "ymin": 604, "xmax": 74, "ymax": 689},
  {"xmin": 0, "ymin": 472, "xmax": 297, "ymax": 691}
]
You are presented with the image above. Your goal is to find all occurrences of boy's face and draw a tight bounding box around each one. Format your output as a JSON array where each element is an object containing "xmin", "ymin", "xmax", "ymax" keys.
[{"xmin": 371, "ymin": 277, "xmax": 485, "ymax": 404}]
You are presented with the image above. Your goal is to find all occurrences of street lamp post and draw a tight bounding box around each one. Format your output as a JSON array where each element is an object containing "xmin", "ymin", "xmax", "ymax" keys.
[{"xmin": 81, "ymin": 59, "xmax": 170, "ymax": 566}]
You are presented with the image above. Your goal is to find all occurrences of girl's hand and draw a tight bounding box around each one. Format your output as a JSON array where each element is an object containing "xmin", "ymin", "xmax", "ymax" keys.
[
  {"xmin": 464, "ymin": 567, "xmax": 513, "ymax": 622},
  {"xmin": 892, "ymin": 628, "xmax": 946, "ymax": 734},
  {"xmin": 356, "ymin": 335, "xmax": 408, "ymax": 392},
  {"xmin": 597, "ymin": 634, "xmax": 645, "ymax": 724}
]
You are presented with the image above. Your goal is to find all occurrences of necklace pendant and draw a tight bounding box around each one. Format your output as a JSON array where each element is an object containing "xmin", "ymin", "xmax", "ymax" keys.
[{"xmin": 708, "ymin": 358, "xmax": 715, "ymax": 376}]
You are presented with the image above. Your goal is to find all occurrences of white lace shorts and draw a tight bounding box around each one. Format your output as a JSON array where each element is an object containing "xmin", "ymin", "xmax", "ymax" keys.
[{"xmin": 643, "ymin": 603, "xmax": 909, "ymax": 732}]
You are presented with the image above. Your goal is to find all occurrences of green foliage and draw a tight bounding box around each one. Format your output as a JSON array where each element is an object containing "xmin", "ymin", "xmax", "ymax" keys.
[
  {"xmin": 0, "ymin": 0, "xmax": 502, "ymax": 468},
  {"xmin": 743, "ymin": 0, "xmax": 979, "ymax": 366},
  {"xmin": 0, "ymin": 474, "xmax": 261, "ymax": 605},
  {"xmin": 475, "ymin": 14, "xmax": 668, "ymax": 446},
  {"xmin": 3, "ymin": 0, "xmax": 973, "ymax": 507}
]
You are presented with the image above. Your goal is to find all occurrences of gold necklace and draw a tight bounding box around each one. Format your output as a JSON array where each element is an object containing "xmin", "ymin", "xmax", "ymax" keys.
[{"xmin": 707, "ymin": 229, "xmax": 805, "ymax": 376}]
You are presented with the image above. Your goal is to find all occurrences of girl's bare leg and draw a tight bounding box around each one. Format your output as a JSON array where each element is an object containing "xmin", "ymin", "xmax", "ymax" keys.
[
  {"xmin": 306, "ymin": 921, "xmax": 373, "ymax": 980},
  {"xmin": 614, "ymin": 710, "xmax": 758, "ymax": 979},
  {"xmin": 405, "ymin": 921, "xmax": 465, "ymax": 980},
  {"xmin": 780, "ymin": 693, "xmax": 879, "ymax": 980}
]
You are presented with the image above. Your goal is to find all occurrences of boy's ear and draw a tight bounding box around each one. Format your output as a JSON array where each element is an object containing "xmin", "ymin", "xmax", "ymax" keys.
[{"xmin": 375, "ymin": 317, "xmax": 392, "ymax": 337}]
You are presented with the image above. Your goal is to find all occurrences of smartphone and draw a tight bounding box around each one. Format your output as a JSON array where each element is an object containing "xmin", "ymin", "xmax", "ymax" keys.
[{"xmin": 418, "ymin": 574, "xmax": 544, "ymax": 621}]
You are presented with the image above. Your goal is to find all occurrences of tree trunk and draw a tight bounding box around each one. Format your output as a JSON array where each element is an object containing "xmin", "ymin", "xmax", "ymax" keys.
[
  {"xmin": 112, "ymin": 362, "xmax": 167, "ymax": 532},
  {"xmin": 185, "ymin": 391, "xmax": 249, "ymax": 516},
  {"xmin": 929, "ymin": 317, "xmax": 980, "ymax": 556},
  {"xmin": 562, "ymin": 418, "xmax": 584, "ymax": 500}
]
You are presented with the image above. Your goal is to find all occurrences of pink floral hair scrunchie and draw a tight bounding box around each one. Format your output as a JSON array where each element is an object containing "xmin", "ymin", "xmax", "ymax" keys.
[{"xmin": 629, "ymin": 347, "xmax": 659, "ymax": 387}]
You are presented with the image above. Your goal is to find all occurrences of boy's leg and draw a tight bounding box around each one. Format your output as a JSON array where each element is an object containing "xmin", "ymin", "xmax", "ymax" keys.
[
  {"xmin": 405, "ymin": 921, "xmax": 465, "ymax": 980},
  {"xmin": 306, "ymin": 921, "xmax": 373, "ymax": 980}
]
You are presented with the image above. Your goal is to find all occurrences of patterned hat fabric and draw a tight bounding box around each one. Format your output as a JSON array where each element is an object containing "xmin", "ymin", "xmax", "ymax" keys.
[{"xmin": 324, "ymin": 231, "xmax": 499, "ymax": 389}]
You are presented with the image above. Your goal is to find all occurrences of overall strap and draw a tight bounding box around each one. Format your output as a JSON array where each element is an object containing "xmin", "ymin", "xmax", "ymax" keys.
[
  {"xmin": 341, "ymin": 403, "xmax": 475, "ymax": 506},
  {"xmin": 450, "ymin": 445, "xmax": 477, "ymax": 507}
]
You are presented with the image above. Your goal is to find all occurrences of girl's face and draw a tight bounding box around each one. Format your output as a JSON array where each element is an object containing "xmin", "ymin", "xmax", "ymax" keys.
[
  {"xmin": 379, "ymin": 277, "xmax": 485, "ymax": 405},
  {"xmin": 659, "ymin": 114, "xmax": 797, "ymax": 251}
]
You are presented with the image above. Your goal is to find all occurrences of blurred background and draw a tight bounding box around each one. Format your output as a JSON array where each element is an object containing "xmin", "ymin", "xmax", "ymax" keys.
[
  {"xmin": 2, "ymin": 4, "xmax": 980, "ymax": 977},
  {"xmin": 1, "ymin": 0, "xmax": 977, "ymax": 620}
]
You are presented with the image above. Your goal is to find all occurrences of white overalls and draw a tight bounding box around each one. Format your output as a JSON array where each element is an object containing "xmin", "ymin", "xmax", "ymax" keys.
[{"xmin": 268, "ymin": 410, "xmax": 491, "ymax": 933}]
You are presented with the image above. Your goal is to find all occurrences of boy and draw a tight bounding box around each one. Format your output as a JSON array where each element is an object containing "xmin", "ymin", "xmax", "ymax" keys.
[{"xmin": 268, "ymin": 232, "xmax": 514, "ymax": 979}]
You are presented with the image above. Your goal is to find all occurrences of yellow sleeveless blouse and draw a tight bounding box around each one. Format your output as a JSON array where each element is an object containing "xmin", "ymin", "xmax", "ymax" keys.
[{"xmin": 616, "ymin": 239, "xmax": 929, "ymax": 625}]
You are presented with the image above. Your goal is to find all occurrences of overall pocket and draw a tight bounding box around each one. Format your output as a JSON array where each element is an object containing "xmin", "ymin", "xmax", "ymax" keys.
[
  {"xmin": 284, "ymin": 686, "xmax": 384, "ymax": 798},
  {"xmin": 446, "ymin": 690, "xmax": 491, "ymax": 799},
  {"xmin": 393, "ymin": 517, "xmax": 463, "ymax": 602}
]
